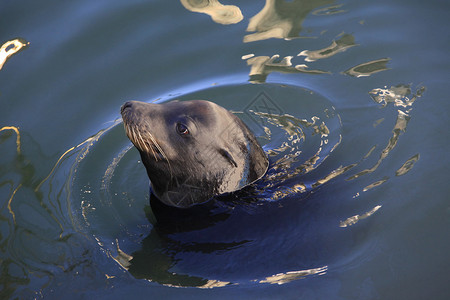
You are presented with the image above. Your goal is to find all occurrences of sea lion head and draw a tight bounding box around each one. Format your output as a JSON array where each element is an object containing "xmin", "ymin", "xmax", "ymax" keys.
[{"xmin": 121, "ymin": 100, "xmax": 268, "ymax": 208}]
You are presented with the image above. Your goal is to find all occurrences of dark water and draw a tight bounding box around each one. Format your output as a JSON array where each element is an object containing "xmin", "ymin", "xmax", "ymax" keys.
[{"xmin": 1, "ymin": 0, "xmax": 449, "ymax": 299}]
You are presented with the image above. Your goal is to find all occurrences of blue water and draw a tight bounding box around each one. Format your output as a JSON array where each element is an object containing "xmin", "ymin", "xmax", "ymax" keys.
[{"xmin": 1, "ymin": 0, "xmax": 449, "ymax": 299}]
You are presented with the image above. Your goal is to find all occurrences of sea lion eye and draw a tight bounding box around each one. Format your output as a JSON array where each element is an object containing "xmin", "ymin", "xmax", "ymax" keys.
[{"xmin": 176, "ymin": 123, "xmax": 189, "ymax": 136}]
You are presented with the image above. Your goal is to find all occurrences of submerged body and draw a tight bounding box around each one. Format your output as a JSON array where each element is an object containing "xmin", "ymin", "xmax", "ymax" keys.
[{"xmin": 121, "ymin": 100, "xmax": 268, "ymax": 208}]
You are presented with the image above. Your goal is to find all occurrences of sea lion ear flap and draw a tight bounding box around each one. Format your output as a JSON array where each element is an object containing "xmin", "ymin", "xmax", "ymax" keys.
[
  {"xmin": 246, "ymin": 136, "xmax": 269, "ymax": 183},
  {"xmin": 218, "ymin": 148, "xmax": 238, "ymax": 168},
  {"xmin": 233, "ymin": 117, "xmax": 269, "ymax": 185}
]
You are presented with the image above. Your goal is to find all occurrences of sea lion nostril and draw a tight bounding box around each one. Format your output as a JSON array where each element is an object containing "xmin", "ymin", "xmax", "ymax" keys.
[{"xmin": 121, "ymin": 101, "xmax": 133, "ymax": 114}]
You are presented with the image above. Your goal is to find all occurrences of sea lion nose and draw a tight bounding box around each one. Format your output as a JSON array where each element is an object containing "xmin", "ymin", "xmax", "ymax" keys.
[{"xmin": 121, "ymin": 101, "xmax": 133, "ymax": 114}]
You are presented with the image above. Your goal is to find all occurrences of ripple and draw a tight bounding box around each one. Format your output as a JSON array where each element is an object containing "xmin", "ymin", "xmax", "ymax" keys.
[
  {"xmin": 37, "ymin": 81, "xmax": 426, "ymax": 289},
  {"xmin": 62, "ymin": 83, "xmax": 344, "ymax": 287}
]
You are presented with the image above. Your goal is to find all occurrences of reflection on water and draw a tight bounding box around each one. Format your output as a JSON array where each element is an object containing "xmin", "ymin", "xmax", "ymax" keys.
[
  {"xmin": 258, "ymin": 266, "xmax": 328, "ymax": 285},
  {"xmin": 338, "ymin": 84, "xmax": 425, "ymax": 224},
  {"xmin": 370, "ymin": 84, "xmax": 425, "ymax": 109},
  {"xmin": 298, "ymin": 33, "xmax": 358, "ymax": 62},
  {"xmin": 0, "ymin": 126, "xmax": 21, "ymax": 155},
  {"xmin": 347, "ymin": 85, "xmax": 424, "ymax": 180},
  {"xmin": 0, "ymin": 126, "xmax": 22, "ymax": 223},
  {"xmin": 243, "ymin": 54, "xmax": 329, "ymax": 83},
  {"xmin": 396, "ymin": 154, "xmax": 420, "ymax": 176},
  {"xmin": 1, "ymin": 0, "xmax": 440, "ymax": 296},
  {"xmin": 244, "ymin": 0, "xmax": 335, "ymax": 42},
  {"xmin": 343, "ymin": 58, "xmax": 390, "ymax": 77},
  {"xmin": 180, "ymin": 0, "xmax": 243, "ymax": 25},
  {"xmin": 242, "ymin": 32, "xmax": 390, "ymax": 82},
  {"xmin": 0, "ymin": 38, "xmax": 29, "ymax": 71},
  {"xmin": 181, "ymin": 0, "xmax": 386, "ymax": 83},
  {"xmin": 363, "ymin": 177, "xmax": 389, "ymax": 192},
  {"xmin": 339, "ymin": 205, "xmax": 382, "ymax": 227},
  {"xmin": 0, "ymin": 126, "xmax": 89, "ymax": 299},
  {"xmin": 258, "ymin": 111, "xmax": 339, "ymax": 186}
]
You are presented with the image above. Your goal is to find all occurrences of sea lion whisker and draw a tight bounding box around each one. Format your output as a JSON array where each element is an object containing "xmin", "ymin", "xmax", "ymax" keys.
[
  {"xmin": 137, "ymin": 128, "xmax": 158, "ymax": 160},
  {"xmin": 128, "ymin": 125, "xmax": 151, "ymax": 157},
  {"xmin": 145, "ymin": 128, "xmax": 174, "ymax": 178}
]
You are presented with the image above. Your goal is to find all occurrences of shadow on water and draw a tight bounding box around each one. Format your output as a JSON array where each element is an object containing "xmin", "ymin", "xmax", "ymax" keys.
[{"xmin": 126, "ymin": 195, "xmax": 236, "ymax": 288}]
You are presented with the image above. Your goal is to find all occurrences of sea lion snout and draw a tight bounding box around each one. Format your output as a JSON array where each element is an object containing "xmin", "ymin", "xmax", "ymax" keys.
[{"xmin": 120, "ymin": 101, "xmax": 135, "ymax": 114}]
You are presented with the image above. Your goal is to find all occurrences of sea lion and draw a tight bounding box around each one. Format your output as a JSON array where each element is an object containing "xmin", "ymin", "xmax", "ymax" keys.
[{"xmin": 121, "ymin": 100, "xmax": 269, "ymax": 208}]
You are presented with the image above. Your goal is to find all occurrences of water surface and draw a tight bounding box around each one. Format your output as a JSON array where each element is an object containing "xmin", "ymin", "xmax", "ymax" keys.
[{"xmin": 1, "ymin": 0, "xmax": 449, "ymax": 299}]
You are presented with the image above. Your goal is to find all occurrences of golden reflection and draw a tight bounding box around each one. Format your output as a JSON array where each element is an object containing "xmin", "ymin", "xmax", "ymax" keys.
[
  {"xmin": 1, "ymin": 126, "xmax": 23, "ymax": 223},
  {"xmin": 298, "ymin": 33, "xmax": 358, "ymax": 62},
  {"xmin": 196, "ymin": 280, "xmax": 232, "ymax": 289},
  {"xmin": 363, "ymin": 145, "xmax": 377, "ymax": 159},
  {"xmin": 396, "ymin": 154, "xmax": 420, "ymax": 176},
  {"xmin": 257, "ymin": 266, "xmax": 327, "ymax": 284},
  {"xmin": 347, "ymin": 85, "xmax": 424, "ymax": 181},
  {"xmin": 370, "ymin": 84, "xmax": 426, "ymax": 109},
  {"xmin": 112, "ymin": 239, "xmax": 133, "ymax": 270},
  {"xmin": 244, "ymin": 0, "xmax": 334, "ymax": 43},
  {"xmin": 0, "ymin": 126, "xmax": 21, "ymax": 155},
  {"xmin": 7, "ymin": 183, "xmax": 22, "ymax": 224},
  {"xmin": 340, "ymin": 205, "xmax": 382, "ymax": 227},
  {"xmin": 0, "ymin": 38, "xmax": 29, "ymax": 71},
  {"xmin": 159, "ymin": 279, "xmax": 232, "ymax": 289},
  {"xmin": 243, "ymin": 54, "xmax": 329, "ymax": 83},
  {"xmin": 272, "ymin": 184, "xmax": 307, "ymax": 200},
  {"xmin": 311, "ymin": 163, "xmax": 355, "ymax": 188},
  {"xmin": 255, "ymin": 110, "xmax": 344, "ymax": 194},
  {"xmin": 346, "ymin": 110, "xmax": 409, "ymax": 180},
  {"xmin": 362, "ymin": 176, "xmax": 389, "ymax": 192},
  {"xmin": 343, "ymin": 58, "xmax": 390, "ymax": 77},
  {"xmin": 180, "ymin": 0, "xmax": 243, "ymax": 25}
]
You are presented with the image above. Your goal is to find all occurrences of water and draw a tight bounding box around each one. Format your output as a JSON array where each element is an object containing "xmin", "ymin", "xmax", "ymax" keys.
[{"xmin": 1, "ymin": 0, "xmax": 449, "ymax": 299}]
